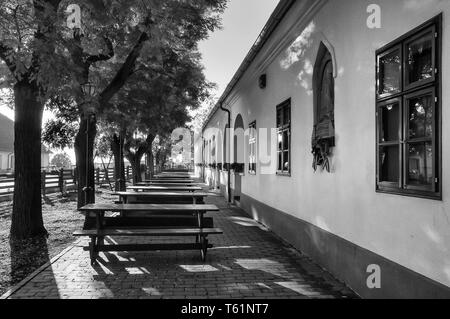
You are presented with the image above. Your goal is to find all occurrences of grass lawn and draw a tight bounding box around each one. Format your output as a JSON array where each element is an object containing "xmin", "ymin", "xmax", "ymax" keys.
[{"xmin": 0, "ymin": 189, "xmax": 115, "ymax": 296}]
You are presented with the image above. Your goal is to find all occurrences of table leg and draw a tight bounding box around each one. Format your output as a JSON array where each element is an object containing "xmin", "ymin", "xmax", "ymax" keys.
[
  {"xmin": 89, "ymin": 236, "xmax": 97, "ymax": 265},
  {"xmin": 195, "ymin": 211, "xmax": 204, "ymax": 244},
  {"xmin": 120, "ymin": 196, "xmax": 127, "ymax": 217},
  {"xmin": 196, "ymin": 211, "xmax": 203, "ymax": 228},
  {"xmin": 200, "ymin": 236, "xmax": 208, "ymax": 262},
  {"xmin": 96, "ymin": 211, "xmax": 105, "ymax": 247},
  {"xmin": 95, "ymin": 213, "xmax": 101, "ymax": 230}
]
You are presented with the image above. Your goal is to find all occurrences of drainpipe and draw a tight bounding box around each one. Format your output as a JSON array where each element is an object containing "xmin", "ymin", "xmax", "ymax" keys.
[
  {"xmin": 220, "ymin": 102, "xmax": 232, "ymax": 203},
  {"xmin": 201, "ymin": 133, "xmax": 205, "ymax": 182}
]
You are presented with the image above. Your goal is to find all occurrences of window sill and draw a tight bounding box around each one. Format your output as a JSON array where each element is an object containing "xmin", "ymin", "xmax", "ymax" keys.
[
  {"xmin": 376, "ymin": 188, "xmax": 442, "ymax": 201},
  {"xmin": 276, "ymin": 172, "xmax": 291, "ymax": 177}
]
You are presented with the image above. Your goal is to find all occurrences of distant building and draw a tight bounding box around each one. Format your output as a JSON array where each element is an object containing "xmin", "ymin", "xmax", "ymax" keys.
[
  {"xmin": 0, "ymin": 114, "xmax": 14, "ymax": 171},
  {"xmin": 0, "ymin": 113, "xmax": 52, "ymax": 172}
]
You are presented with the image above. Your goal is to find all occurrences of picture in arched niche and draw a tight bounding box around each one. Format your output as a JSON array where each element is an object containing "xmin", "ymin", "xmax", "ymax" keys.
[{"xmin": 312, "ymin": 42, "xmax": 335, "ymax": 172}]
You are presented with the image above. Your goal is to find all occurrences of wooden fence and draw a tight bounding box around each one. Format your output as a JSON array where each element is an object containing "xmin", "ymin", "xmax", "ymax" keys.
[
  {"xmin": 0, "ymin": 173, "xmax": 14, "ymax": 203},
  {"xmin": 0, "ymin": 169, "xmax": 77, "ymax": 202},
  {"xmin": 0, "ymin": 165, "xmax": 138, "ymax": 203},
  {"xmin": 94, "ymin": 166, "xmax": 133, "ymax": 188}
]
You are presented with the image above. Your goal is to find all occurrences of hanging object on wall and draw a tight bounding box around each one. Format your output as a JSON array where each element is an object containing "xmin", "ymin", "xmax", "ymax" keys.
[
  {"xmin": 312, "ymin": 43, "xmax": 335, "ymax": 173},
  {"xmin": 259, "ymin": 74, "xmax": 267, "ymax": 89},
  {"xmin": 312, "ymin": 139, "xmax": 331, "ymax": 173}
]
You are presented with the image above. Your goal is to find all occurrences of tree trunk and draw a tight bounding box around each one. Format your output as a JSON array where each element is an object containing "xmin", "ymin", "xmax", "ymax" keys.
[
  {"xmin": 126, "ymin": 153, "xmax": 144, "ymax": 184},
  {"xmin": 161, "ymin": 158, "xmax": 167, "ymax": 172},
  {"xmin": 125, "ymin": 135, "xmax": 154, "ymax": 184},
  {"xmin": 146, "ymin": 151, "xmax": 154, "ymax": 180},
  {"xmin": 111, "ymin": 133, "xmax": 126, "ymax": 191},
  {"xmin": 155, "ymin": 150, "xmax": 160, "ymax": 174},
  {"xmin": 10, "ymin": 81, "xmax": 47, "ymax": 240},
  {"xmin": 74, "ymin": 112, "xmax": 97, "ymax": 209}
]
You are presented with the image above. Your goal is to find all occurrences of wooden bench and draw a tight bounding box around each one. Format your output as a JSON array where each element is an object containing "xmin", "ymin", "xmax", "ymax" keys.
[
  {"xmin": 135, "ymin": 182, "xmax": 198, "ymax": 187},
  {"xmin": 74, "ymin": 204, "xmax": 222, "ymax": 264},
  {"xmin": 128, "ymin": 186, "xmax": 202, "ymax": 192},
  {"xmin": 154, "ymin": 175, "xmax": 192, "ymax": 179},
  {"xmin": 140, "ymin": 179, "xmax": 195, "ymax": 184},
  {"xmin": 114, "ymin": 192, "xmax": 209, "ymax": 204}
]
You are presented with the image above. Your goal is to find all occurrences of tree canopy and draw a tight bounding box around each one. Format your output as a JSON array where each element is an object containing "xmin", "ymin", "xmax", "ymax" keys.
[
  {"xmin": 0, "ymin": 0, "xmax": 227, "ymax": 240},
  {"xmin": 50, "ymin": 152, "xmax": 72, "ymax": 168}
]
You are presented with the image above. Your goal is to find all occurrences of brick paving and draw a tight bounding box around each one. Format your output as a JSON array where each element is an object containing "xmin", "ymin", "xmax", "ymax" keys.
[{"xmin": 3, "ymin": 190, "xmax": 357, "ymax": 299}]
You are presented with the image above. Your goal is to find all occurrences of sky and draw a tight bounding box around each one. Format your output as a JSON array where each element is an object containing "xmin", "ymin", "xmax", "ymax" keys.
[
  {"xmin": 199, "ymin": 0, "xmax": 280, "ymax": 98},
  {"xmin": 0, "ymin": 0, "xmax": 280, "ymax": 159}
]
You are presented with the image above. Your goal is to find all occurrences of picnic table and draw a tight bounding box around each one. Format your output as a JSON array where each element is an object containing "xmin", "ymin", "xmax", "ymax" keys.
[
  {"xmin": 135, "ymin": 182, "xmax": 199, "ymax": 187},
  {"xmin": 128, "ymin": 185, "xmax": 202, "ymax": 192},
  {"xmin": 135, "ymin": 183, "xmax": 198, "ymax": 188},
  {"xmin": 158, "ymin": 172, "xmax": 190, "ymax": 175},
  {"xmin": 115, "ymin": 191, "xmax": 209, "ymax": 204},
  {"xmin": 154, "ymin": 175, "xmax": 192, "ymax": 179},
  {"xmin": 74, "ymin": 203, "xmax": 222, "ymax": 263},
  {"xmin": 140, "ymin": 179, "xmax": 195, "ymax": 184}
]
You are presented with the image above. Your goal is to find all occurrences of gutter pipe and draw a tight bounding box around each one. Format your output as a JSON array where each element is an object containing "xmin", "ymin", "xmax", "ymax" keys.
[{"xmin": 219, "ymin": 102, "xmax": 232, "ymax": 203}]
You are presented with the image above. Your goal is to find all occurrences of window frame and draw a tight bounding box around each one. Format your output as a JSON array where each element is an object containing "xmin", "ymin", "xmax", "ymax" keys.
[
  {"xmin": 403, "ymin": 87, "xmax": 436, "ymax": 192},
  {"xmin": 376, "ymin": 44, "xmax": 402, "ymax": 100},
  {"xmin": 403, "ymin": 25, "xmax": 436, "ymax": 92},
  {"xmin": 375, "ymin": 14, "xmax": 442, "ymax": 200},
  {"xmin": 377, "ymin": 97, "xmax": 402, "ymax": 190},
  {"xmin": 248, "ymin": 121, "xmax": 257, "ymax": 175},
  {"xmin": 276, "ymin": 99, "xmax": 291, "ymax": 176}
]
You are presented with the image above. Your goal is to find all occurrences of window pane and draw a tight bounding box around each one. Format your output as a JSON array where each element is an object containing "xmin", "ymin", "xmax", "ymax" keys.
[
  {"xmin": 283, "ymin": 151, "xmax": 289, "ymax": 172},
  {"xmin": 407, "ymin": 32, "xmax": 433, "ymax": 85},
  {"xmin": 408, "ymin": 94, "xmax": 433, "ymax": 139},
  {"xmin": 408, "ymin": 142, "xmax": 433, "ymax": 186},
  {"xmin": 277, "ymin": 153, "xmax": 282, "ymax": 171},
  {"xmin": 277, "ymin": 132, "xmax": 283, "ymax": 151},
  {"xmin": 277, "ymin": 109, "xmax": 282, "ymax": 127},
  {"xmin": 379, "ymin": 49, "xmax": 401, "ymax": 95},
  {"xmin": 380, "ymin": 146, "xmax": 399, "ymax": 183},
  {"xmin": 283, "ymin": 106, "xmax": 290, "ymax": 125},
  {"xmin": 380, "ymin": 102, "xmax": 399, "ymax": 142},
  {"xmin": 283, "ymin": 130, "xmax": 289, "ymax": 150}
]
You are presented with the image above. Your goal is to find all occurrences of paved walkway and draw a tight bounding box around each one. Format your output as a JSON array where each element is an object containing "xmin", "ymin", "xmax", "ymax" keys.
[{"xmin": 3, "ymin": 190, "xmax": 357, "ymax": 299}]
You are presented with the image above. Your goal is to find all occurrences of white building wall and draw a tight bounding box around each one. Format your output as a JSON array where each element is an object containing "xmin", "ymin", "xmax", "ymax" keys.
[
  {"xmin": 41, "ymin": 153, "xmax": 50, "ymax": 169},
  {"xmin": 0, "ymin": 152, "xmax": 6, "ymax": 170},
  {"xmin": 201, "ymin": 0, "xmax": 450, "ymax": 291},
  {"xmin": 0, "ymin": 151, "xmax": 13, "ymax": 171}
]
